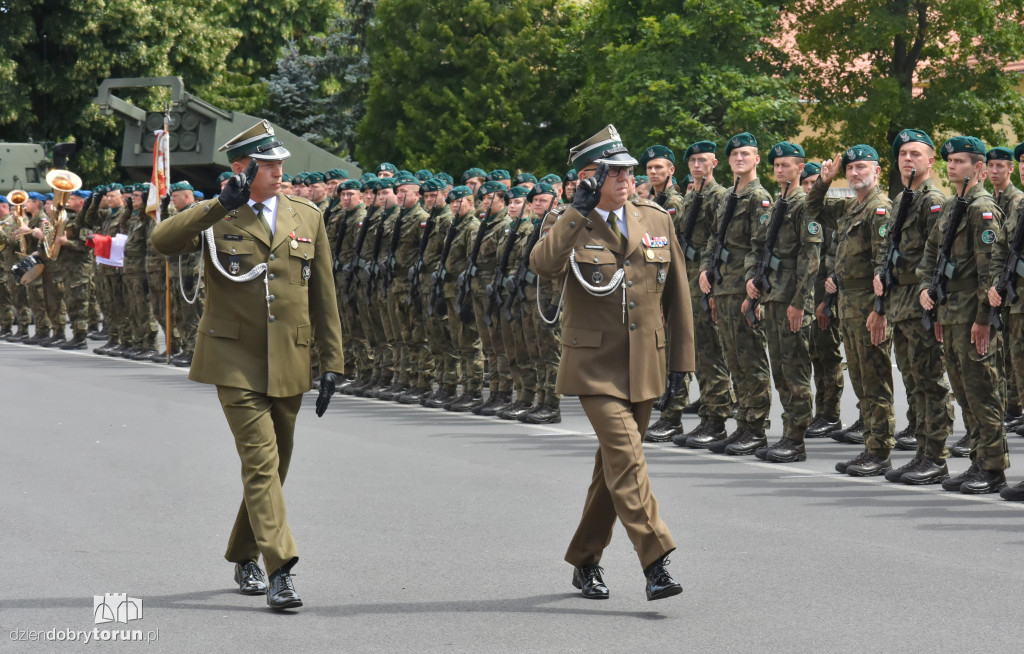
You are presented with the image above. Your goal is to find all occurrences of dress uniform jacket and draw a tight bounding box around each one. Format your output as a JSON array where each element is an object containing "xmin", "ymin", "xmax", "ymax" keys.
[
  {"xmin": 531, "ymin": 199, "xmax": 695, "ymax": 402},
  {"xmin": 151, "ymin": 194, "xmax": 344, "ymax": 397}
]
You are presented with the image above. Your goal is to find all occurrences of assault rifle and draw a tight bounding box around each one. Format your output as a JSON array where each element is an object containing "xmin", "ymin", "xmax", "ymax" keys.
[
  {"xmin": 744, "ymin": 180, "xmax": 792, "ymax": 326},
  {"xmin": 501, "ymin": 195, "xmax": 558, "ymax": 321},
  {"xmin": 874, "ymin": 169, "xmax": 917, "ymax": 315},
  {"xmin": 342, "ymin": 205, "xmax": 376, "ymax": 302},
  {"xmin": 331, "ymin": 207, "xmax": 352, "ymax": 274},
  {"xmin": 483, "ymin": 213, "xmax": 523, "ymax": 326},
  {"xmin": 407, "ymin": 206, "xmax": 439, "ymax": 311},
  {"xmin": 379, "ymin": 207, "xmax": 406, "ymax": 299},
  {"xmin": 456, "ymin": 198, "xmax": 495, "ymax": 323},
  {"xmin": 989, "ymin": 202, "xmax": 1024, "ymax": 331},
  {"xmin": 429, "ymin": 212, "xmax": 462, "ymax": 317},
  {"xmin": 678, "ymin": 176, "xmax": 707, "ymax": 261},
  {"xmin": 700, "ymin": 176, "xmax": 740, "ymax": 314},
  {"xmin": 922, "ymin": 177, "xmax": 971, "ymax": 331},
  {"xmin": 365, "ymin": 206, "xmax": 388, "ymax": 303}
]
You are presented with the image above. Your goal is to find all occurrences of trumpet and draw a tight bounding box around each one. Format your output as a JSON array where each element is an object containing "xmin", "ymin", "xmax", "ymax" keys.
[
  {"xmin": 7, "ymin": 189, "xmax": 29, "ymax": 255},
  {"xmin": 43, "ymin": 169, "xmax": 82, "ymax": 260}
]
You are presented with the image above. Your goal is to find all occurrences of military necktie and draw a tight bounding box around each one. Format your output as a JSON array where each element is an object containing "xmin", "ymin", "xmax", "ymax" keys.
[
  {"xmin": 253, "ymin": 202, "xmax": 272, "ymax": 238},
  {"xmin": 607, "ymin": 212, "xmax": 627, "ymax": 251}
]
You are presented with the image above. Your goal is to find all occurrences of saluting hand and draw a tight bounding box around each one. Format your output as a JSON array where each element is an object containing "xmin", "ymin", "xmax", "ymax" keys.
[
  {"xmin": 219, "ymin": 159, "xmax": 259, "ymax": 211},
  {"xmin": 572, "ymin": 163, "xmax": 608, "ymax": 215},
  {"xmin": 315, "ymin": 371, "xmax": 338, "ymax": 417},
  {"xmin": 820, "ymin": 156, "xmax": 842, "ymax": 184}
]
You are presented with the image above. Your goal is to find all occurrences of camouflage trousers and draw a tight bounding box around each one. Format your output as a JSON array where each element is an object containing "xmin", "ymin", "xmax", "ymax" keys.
[
  {"xmin": 27, "ymin": 276, "xmax": 54, "ymax": 334},
  {"xmin": 892, "ymin": 317, "xmax": 953, "ymax": 458},
  {"xmin": 1006, "ymin": 314, "xmax": 1024, "ymax": 413},
  {"xmin": 445, "ymin": 296, "xmax": 483, "ymax": 393},
  {"xmin": 123, "ymin": 273, "xmax": 158, "ymax": 349},
  {"xmin": 354, "ymin": 285, "xmax": 383, "ymax": 380},
  {"xmin": 170, "ymin": 273, "xmax": 202, "ymax": 355},
  {"xmin": 500, "ymin": 299, "xmax": 535, "ymax": 403},
  {"xmin": 148, "ymin": 268, "xmax": 179, "ymax": 352},
  {"xmin": 523, "ymin": 293, "xmax": 560, "ymax": 407},
  {"xmin": 474, "ymin": 291, "xmax": 511, "ymax": 394},
  {"xmin": 943, "ymin": 323, "xmax": 1009, "ymax": 471},
  {"xmin": 335, "ymin": 278, "xmax": 365, "ymax": 378},
  {"xmin": 0, "ymin": 273, "xmax": 12, "ymax": 328},
  {"xmin": 88, "ymin": 275, "xmax": 101, "ymax": 327},
  {"xmin": 763, "ymin": 303, "xmax": 814, "ymax": 442},
  {"xmin": 420, "ymin": 282, "xmax": 458, "ymax": 392},
  {"xmin": 3, "ymin": 275, "xmax": 31, "ymax": 330},
  {"xmin": 97, "ymin": 270, "xmax": 125, "ymax": 343},
  {"xmin": 64, "ymin": 278, "xmax": 91, "ymax": 339},
  {"xmin": 715, "ymin": 294, "xmax": 770, "ymax": 430},
  {"xmin": 385, "ymin": 285, "xmax": 415, "ymax": 386},
  {"xmin": 840, "ymin": 319, "xmax": 894, "ymax": 456},
  {"xmin": 810, "ymin": 316, "xmax": 844, "ymax": 420}
]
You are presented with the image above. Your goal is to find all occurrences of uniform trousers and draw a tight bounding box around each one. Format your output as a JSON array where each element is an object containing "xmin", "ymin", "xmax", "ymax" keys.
[
  {"xmin": 892, "ymin": 317, "xmax": 953, "ymax": 457},
  {"xmin": 840, "ymin": 319, "xmax": 894, "ymax": 455}
]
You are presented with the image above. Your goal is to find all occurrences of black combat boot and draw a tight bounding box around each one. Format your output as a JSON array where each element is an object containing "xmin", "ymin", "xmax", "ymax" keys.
[
  {"xmin": 725, "ymin": 428, "xmax": 767, "ymax": 456},
  {"xmin": 449, "ymin": 391, "xmax": 485, "ymax": 413},
  {"xmin": 521, "ymin": 402, "xmax": 561, "ymax": 424},
  {"xmin": 805, "ymin": 414, "xmax": 842, "ymax": 438},
  {"xmin": 682, "ymin": 418, "xmax": 727, "ymax": 448},
  {"xmin": 645, "ymin": 417, "xmax": 683, "ymax": 443},
  {"xmin": 893, "ymin": 424, "xmax": 917, "ymax": 451},
  {"xmin": 708, "ymin": 426, "xmax": 748, "ymax": 454}
]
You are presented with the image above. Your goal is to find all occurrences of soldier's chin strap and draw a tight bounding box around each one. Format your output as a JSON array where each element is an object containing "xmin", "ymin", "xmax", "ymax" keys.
[{"xmin": 178, "ymin": 228, "xmax": 270, "ymax": 312}]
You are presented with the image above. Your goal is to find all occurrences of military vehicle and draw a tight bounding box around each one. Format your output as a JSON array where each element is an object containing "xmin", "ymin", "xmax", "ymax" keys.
[
  {"xmin": 0, "ymin": 142, "xmax": 54, "ymax": 193},
  {"xmin": 93, "ymin": 76, "xmax": 360, "ymax": 195}
]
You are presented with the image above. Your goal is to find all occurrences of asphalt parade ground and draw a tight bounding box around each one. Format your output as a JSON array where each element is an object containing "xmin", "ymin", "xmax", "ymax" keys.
[{"xmin": 2, "ymin": 339, "xmax": 1024, "ymax": 653}]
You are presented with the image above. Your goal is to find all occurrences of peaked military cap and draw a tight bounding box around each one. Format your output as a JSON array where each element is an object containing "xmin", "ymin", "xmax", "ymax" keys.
[
  {"xmin": 568, "ymin": 124, "xmax": 638, "ymax": 168},
  {"xmin": 724, "ymin": 133, "xmax": 758, "ymax": 156},
  {"xmin": 217, "ymin": 171, "xmax": 232, "ymax": 183},
  {"xmin": 507, "ymin": 185, "xmax": 530, "ymax": 199},
  {"xmin": 539, "ymin": 173, "xmax": 562, "ymax": 185},
  {"xmin": 448, "ymin": 185, "xmax": 473, "ymax": 201},
  {"xmin": 891, "ymin": 129, "xmax": 934, "ymax": 161},
  {"xmin": 767, "ymin": 141, "xmax": 805, "ymax": 163},
  {"xmin": 462, "ymin": 168, "xmax": 486, "ymax": 183},
  {"xmin": 341, "ymin": 179, "xmax": 362, "ymax": 191},
  {"xmin": 479, "ymin": 180, "xmax": 507, "ymax": 196},
  {"xmin": 514, "ymin": 172, "xmax": 538, "ymax": 186},
  {"xmin": 527, "ymin": 182, "xmax": 558, "ymax": 202},
  {"xmin": 487, "ymin": 169, "xmax": 511, "ymax": 181},
  {"xmin": 841, "ymin": 145, "xmax": 880, "ymax": 168},
  {"xmin": 219, "ymin": 119, "xmax": 290, "ymax": 162},
  {"xmin": 986, "ymin": 146, "xmax": 1013, "ymax": 162},
  {"xmin": 169, "ymin": 181, "xmax": 193, "ymax": 192},
  {"xmin": 639, "ymin": 145, "xmax": 675, "ymax": 169},
  {"xmin": 435, "ymin": 172, "xmax": 454, "ymax": 186},
  {"xmin": 1015, "ymin": 143, "xmax": 1024, "ymax": 162},
  {"xmin": 684, "ymin": 140, "xmax": 717, "ymax": 161},
  {"xmin": 565, "ymin": 168, "xmax": 578, "ymax": 181},
  {"xmin": 377, "ymin": 162, "xmax": 398, "ymax": 175},
  {"xmin": 801, "ymin": 162, "xmax": 822, "ymax": 181},
  {"xmin": 940, "ymin": 136, "xmax": 986, "ymax": 161}
]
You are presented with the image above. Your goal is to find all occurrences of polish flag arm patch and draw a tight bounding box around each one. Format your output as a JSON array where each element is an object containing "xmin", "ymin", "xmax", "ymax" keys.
[{"xmin": 930, "ymin": 205, "xmax": 942, "ymax": 213}]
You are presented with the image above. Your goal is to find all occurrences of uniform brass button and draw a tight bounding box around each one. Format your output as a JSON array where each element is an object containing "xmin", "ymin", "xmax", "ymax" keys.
[
  {"xmin": 269, "ymin": 315, "xmax": 276, "ymax": 322},
  {"xmin": 268, "ymin": 273, "xmax": 275, "ymax": 280},
  {"xmin": 304, "ymin": 254, "xmax": 309, "ymax": 259},
  {"xmin": 569, "ymin": 221, "xmax": 576, "ymax": 228},
  {"xmin": 593, "ymin": 257, "xmax": 599, "ymax": 263},
  {"xmin": 628, "ymin": 301, "xmax": 636, "ymax": 309},
  {"xmin": 268, "ymin": 295, "xmax": 276, "ymax": 302},
  {"xmin": 629, "ymin": 323, "xmax": 636, "ymax": 331},
  {"xmin": 269, "ymin": 254, "xmax": 276, "ymax": 261},
  {"xmin": 573, "ymin": 337, "xmax": 578, "ymax": 345},
  {"xmin": 231, "ymin": 248, "xmax": 236, "ymax": 253},
  {"xmin": 624, "ymin": 259, "xmax": 630, "ymax": 266},
  {"xmin": 627, "ymin": 280, "xmax": 633, "ymax": 287},
  {"xmin": 209, "ymin": 329, "xmax": 215, "ymax": 334}
]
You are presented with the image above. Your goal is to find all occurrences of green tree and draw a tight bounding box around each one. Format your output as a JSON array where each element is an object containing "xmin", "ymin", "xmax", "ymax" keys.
[
  {"xmin": 356, "ymin": 0, "xmax": 582, "ymax": 175},
  {"xmin": 568, "ymin": 0, "xmax": 802, "ymax": 175},
  {"xmin": 787, "ymin": 0, "xmax": 1024, "ymax": 196}
]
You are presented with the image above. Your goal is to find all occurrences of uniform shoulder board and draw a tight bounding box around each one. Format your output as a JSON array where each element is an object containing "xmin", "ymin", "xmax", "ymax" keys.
[
  {"xmin": 635, "ymin": 198, "xmax": 669, "ymax": 214},
  {"xmin": 287, "ymin": 194, "xmax": 322, "ymax": 212}
]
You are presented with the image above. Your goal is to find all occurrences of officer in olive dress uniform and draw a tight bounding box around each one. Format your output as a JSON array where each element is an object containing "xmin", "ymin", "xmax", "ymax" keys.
[
  {"xmin": 531, "ymin": 125, "xmax": 693, "ymax": 602},
  {"xmin": 151, "ymin": 120, "xmax": 345, "ymax": 610}
]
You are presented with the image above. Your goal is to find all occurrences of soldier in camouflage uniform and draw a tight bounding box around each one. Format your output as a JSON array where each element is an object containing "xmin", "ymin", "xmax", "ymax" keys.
[
  {"xmin": 121, "ymin": 184, "xmax": 160, "ymax": 359},
  {"xmin": 89, "ymin": 185, "xmax": 128, "ymax": 354},
  {"xmin": 0, "ymin": 195, "xmax": 33, "ymax": 339},
  {"xmin": 365, "ymin": 179, "xmax": 401, "ymax": 398},
  {"xmin": 810, "ymin": 145, "xmax": 895, "ymax": 477},
  {"xmin": 745, "ymin": 142, "xmax": 821, "ymax": 462},
  {"xmin": 344, "ymin": 179, "xmax": 386, "ymax": 396},
  {"xmin": 697, "ymin": 133, "xmax": 773, "ymax": 455},
  {"xmin": 919, "ymin": 136, "xmax": 1010, "ymax": 494},
  {"xmin": 329, "ymin": 179, "xmax": 367, "ymax": 386},
  {"xmin": 146, "ymin": 195, "xmax": 178, "ymax": 362},
  {"xmin": 167, "ymin": 182, "xmax": 203, "ymax": 367},
  {"xmin": 53, "ymin": 189, "xmax": 95, "ymax": 350},
  {"xmin": 16, "ymin": 192, "xmax": 56, "ymax": 344},
  {"xmin": 875, "ymin": 130, "xmax": 955, "ymax": 484}
]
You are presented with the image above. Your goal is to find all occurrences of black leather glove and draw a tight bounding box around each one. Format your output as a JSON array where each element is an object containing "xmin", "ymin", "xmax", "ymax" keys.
[
  {"xmin": 125, "ymin": 195, "xmax": 134, "ymax": 214},
  {"xmin": 219, "ymin": 159, "xmax": 259, "ymax": 211},
  {"xmin": 160, "ymin": 194, "xmax": 171, "ymax": 218},
  {"xmin": 315, "ymin": 371, "xmax": 338, "ymax": 417},
  {"xmin": 542, "ymin": 303, "xmax": 559, "ymax": 322},
  {"xmin": 571, "ymin": 162, "xmax": 609, "ymax": 215},
  {"xmin": 654, "ymin": 371, "xmax": 687, "ymax": 412}
]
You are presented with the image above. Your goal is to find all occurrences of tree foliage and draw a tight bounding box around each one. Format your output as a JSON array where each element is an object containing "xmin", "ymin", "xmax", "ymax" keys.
[{"xmin": 787, "ymin": 0, "xmax": 1024, "ymax": 195}]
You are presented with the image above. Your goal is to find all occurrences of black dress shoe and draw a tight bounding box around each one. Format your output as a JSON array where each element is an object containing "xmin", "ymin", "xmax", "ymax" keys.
[
  {"xmin": 831, "ymin": 418, "xmax": 865, "ymax": 444},
  {"xmin": 725, "ymin": 428, "xmax": 767, "ymax": 456},
  {"xmin": 449, "ymin": 392, "xmax": 485, "ymax": 413},
  {"xmin": 805, "ymin": 414, "xmax": 842, "ymax": 438},
  {"xmin": 708, "ymin": 426, "xmax": 747, "ymax": 454},
  {"xmin": 999, "ymin": 480, "xmax": 1024, "ymax": 501},
  {"xmin": 521, "ymin": 403, "xmax": 561, "ymax": 424},
  {"xmin": 234, "ymin": 561, "xmax": 267, "ymax": 595},
  {"xmin": 644, "ymin": 556, "xmax": 682, "ymax": 601},
  {"xmin": 59, "ymin": 335, "xmax": 89, "ymax": 350},
  {"xmin": 681, "ymin": 398, "xmax": 703, "ymax": 415},
  {"xmin": 961, "ymin": 469, "xmax": 1007, "ymax": 494},
  {"xmin": 884, "ymin": 453, "xmax": 924, "ymax": 483},
  {"xmin": 941, "ymin": 464, "xmax": 981, "ymax": 491},
  {"xmin": 645, "ymin": 417, "xmax": 683, "ymax": 443},
  {"xmin": 571, "ymin": 564, "xmax": 609, "ymax": 600},
  {"xmin": 893, "ymin": 424, "xmax": 918, "ymax": 451},
  {"xmin": 901, "ymin": 457, "xmax": 949, "ymax": 485},
  {"xmin": 765, "ymin": 437, "xmax": 806, "ymax": 463},
  {"xmin": 949, "ymin": 433, "xmax": 971, "ymax": 457},
  {"xmin": 846, "ymin": 452, "xmax": 890, "ymax": 476},
  {"xmin": 266, "ymin": 567, "xmax": 302, "ymax": 610}
]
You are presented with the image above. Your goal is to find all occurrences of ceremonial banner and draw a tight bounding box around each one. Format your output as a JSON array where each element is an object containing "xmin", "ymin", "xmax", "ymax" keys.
[{"xmin": 146, "ymin": 129, "xmax": 170, "ymax": 221}]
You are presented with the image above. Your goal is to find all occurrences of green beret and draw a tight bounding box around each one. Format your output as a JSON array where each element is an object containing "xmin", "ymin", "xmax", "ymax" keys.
[
  {"xmin": 169, "ymin": 181, "xmax": 192, "ymax": 192},
  {"xmin": 682, "ymin": 174, "xmax": 694, "ymax": 185},
  {"xmin": 325, "ymin": 169, "xmax": 348, "ymax": 181},
  {"xmin": 1015, "ymin": 143, "xmax": 1024, "ymax": 163},
  {"xmin": 462, "ymin": 167, "xmax": 486, "ymax": 183},
  {"xmin": 684, "ymin": 141, "xmax": 717, "ymax": 161},
  {"xmin": 435, "ymin": 172, "xmax": 453, "ymax": 186},
  {"xmin": 93, "ymin": 185, "xmax": 108, "ymax": 193},
  {"xmin": 507, "ymin": 185, "xmax": 529, "ymax": 199},
  {"xmin": 377, "ymin": 162, "xmax": 398, "ymax": 175},
  {"xmin": 217, "ymin": 171, "xmax": 232, "ymax": 183},
  {"xmin": 539, "ymin": 173, "xmax": 562, "ymax": 185},
  {"xmin": 634, "ymin": 175, "xmax": 649, "ymax": 184},
  {"xmin": 341, "ymin": 180, "xmax": 362, "ymax": 191},
  {"xmin": 940, "ymin": 136, "xmax": 986, "ymax": 161},
  {"xmin": 360, "ymin": 172, "xmax": 377, "ymax": 183},
  {"xmin": 415, "ymin": 169, "xmax": 433, "ymax": 182},
  {"xmin": 639, "ymin": 145, "xmax": 676, "ymax": 169},
  {"xmin": 841, "ymin": 145, "xmax": 880, "ymax": 168},
  {"xmin": 293, "ymin": 172, "xmax": 308, "ymax": 184},
  {"xmin": 891, "ymin": 129, "xmax": 935, "ymax": 161},
  {"xmin": 306, "ymin": 172, "xmax": 326, "ymax": 184},
  {"xmin": 479, "ymin": 180, "xmax": 506, "ymax": 196},
  {"xmin": 724, "ymin": 133, "xmax": 757, "ymax": 156},
  {"xmin": 375, "ymin": 177, "xmax": 396, "ymax": 190},
  {"xmin": 282, "ymin": 174, "xmax": 293, "ymax": 182},
  {"xmin": 527, "ymin": 182, "xmax": 557, "ymax": 202},
  {"xmin": 422, "ymin": 178, "xmax": 444, "ymax": 192},
  {"xmin": 487, "ymin": 169, "xmax": 511, "ymax": 181},
  {"xmin": 767, "ymin": 141, "xmax": 805, "ymax": 163},
  {"xmin": 801, "ymin": 162, "xmax": 822, "ymax": 180},
  {"xmin": 514, "ymin": 172, "xmax": 538, "ymax": 186},
  {"xmin": 565, "ymin": 169, "xmax": 578, "ymax": 181},
  {"xmin": 135, "ymin": 183, "xmax": 150, "ymax": 193},
  {"xmin": 107, "ymin": 183, "xmax": 124, "ymax": 192},
  {"xmin": 394, "ymin": 173, "xmax": 420, "ymax": 188},
  {"xmin": 987, "ymin": 146, "xmax": 1013, "ymax": 162},
  {"xmin": 448, "ymin": 185, "xmax": 473, "ymax": 201}
]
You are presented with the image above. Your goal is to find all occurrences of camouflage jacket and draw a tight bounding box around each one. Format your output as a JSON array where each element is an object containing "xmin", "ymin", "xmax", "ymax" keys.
[
  {"xmin": 700, "ymin": 178, "xmax": 773, "ymax": 297},
  {"xmin": 744, "ymin": 187, "xmax": 821, "ymax": 312},
  {"xmin": 468, "ymin": 207, "xmax": 511, "ymax": 283},
  {"xmin": 992, "ymin": 185, "xmax": 1024, "ymax": 315},
  {"xmin": 445, "ymin": 212, "xmax": 481, "ymax": 299}
]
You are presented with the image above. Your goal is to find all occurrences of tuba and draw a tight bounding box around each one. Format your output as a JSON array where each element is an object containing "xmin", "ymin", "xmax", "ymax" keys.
[{"xmin": 43, "ymin": 169, "xmax": 82, "ymax": 260}]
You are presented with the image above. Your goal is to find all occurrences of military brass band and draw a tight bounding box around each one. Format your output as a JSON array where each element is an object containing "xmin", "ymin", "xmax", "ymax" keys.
[{"xmin": 3, "ymin": 118, "xmax": 1024, "ymax": 609}]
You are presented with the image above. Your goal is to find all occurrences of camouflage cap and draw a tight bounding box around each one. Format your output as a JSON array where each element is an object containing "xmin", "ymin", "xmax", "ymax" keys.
[
  {"xmin": 448, "ymin": 185, "xmax": 474, "ymax": 201},
  {"xmin": 801, "ymin": 162, "xmax": 822, "ymax": 181},
  {"xmin": 684, "ymin": 140, "xmax": 717, "ymax": 161},
  {"xmin": 841, "ymin": 145, "xmax": 880, "ymax": 168},
  {"xmin": 986, "ymin": 146, "xmax": 1013, "ymax": 162},
  {"xmin": 891, "ymin": 128, "xmax": 934, "ymax": 161},
  {"xmin": 514, "ymin": 172, "xmax": 538, "ymax": 186},
  {"xmin": 940, "ymin": 136, "xmax": 986, "ymax": 161},
  {"xmin": 487, "ymin": 169, "xmax": 511, "ymax": 181},
  {"xmin": 568, "ymin": 124, "xmax": 638, "ymax": 168},
  {"xmin": 218, "ymin": 119, "xmax": 291, "ymax": 162},
  {"xmin": 724, "ymin": 133, "xmax": 757, "ymax": 156},
  {"xmin": 527, "ymin": 182, "xmax": 558, "ymax": 202},
  {"xmin": 638, "ymin": 145, "xmax": 675, "ymax": 169},
  {"xmin": 507, "ymin": 185, "xmax": 530, "ymax": 199},
  {"xmin": 462, "ymin": 167, "xmax": 486, "ymax": 183},
  {"xmin": 767, "ymin": 141, "xmax": 805, "ymax": 163}
]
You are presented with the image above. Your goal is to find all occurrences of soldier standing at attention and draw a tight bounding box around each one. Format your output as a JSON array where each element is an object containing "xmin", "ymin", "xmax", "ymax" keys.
[
  {"xmin": 697, "ymin": 133, "xmax": 774, "ymax": 455},
  {"xmin": 151, "ymin": 120, "xmax": 344, "ymax": 610},
  {"xmin": 532, "ymin": 125, "xmax": 693, "ymax": 602},
  {"xmin": 747, "ymin": 142, "xmax": 821, "ymax": 462},
  {"xmin": 810, "ymin": 145, "xmax": 895, "ymax": 477},
  {"xmin": 997, "ymin": 144, "xmax": 1024, "ymax": 501},
  {"xmin": 876, "ymin": 130, "xmax": 955, "ymax": 484},
  {"xmin": 920, "ymin": 136, "xmax": 1009, "ymax": 494}
]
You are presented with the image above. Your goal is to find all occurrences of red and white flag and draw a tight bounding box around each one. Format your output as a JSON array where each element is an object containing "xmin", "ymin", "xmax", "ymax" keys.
[{"xmin": 147, "ymin": 129, "xmax": 170, "ymax": 221}]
